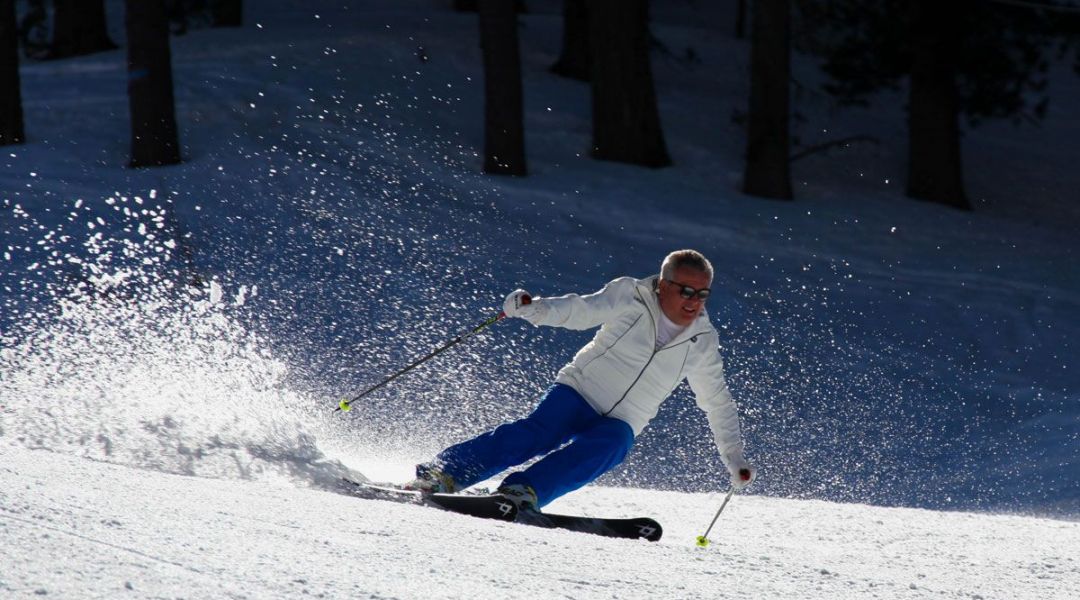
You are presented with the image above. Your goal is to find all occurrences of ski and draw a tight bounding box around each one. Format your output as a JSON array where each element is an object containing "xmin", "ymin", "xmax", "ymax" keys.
[
  {"xmin": 341, "ymin": 479, "xmax": 518, "ymax": 522},
  {"xmin": 341, "ymin": 478, "xmax": 660, "ymax": 540},
  {"xmin": 515, "ymin": 509, "xmax": 663, "ymax": 542}
]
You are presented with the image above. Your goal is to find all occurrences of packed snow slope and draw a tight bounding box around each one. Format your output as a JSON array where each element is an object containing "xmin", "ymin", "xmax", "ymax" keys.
[
  {"xmin": 2, "ymin": 446, "xmax": 1078, "ymax": 599},
  {"xmin": 0, "ymin": 0, "xmax": 1077, "ymax": 568}
]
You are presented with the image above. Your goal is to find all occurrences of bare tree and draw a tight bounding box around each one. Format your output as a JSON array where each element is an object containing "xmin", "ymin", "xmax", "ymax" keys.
[
  {"xmin": 588, "ymin": 0, "xmax": 670, "ymax": 168},
  {"xmin": 735, "ymin": 0, "xmax": 748, "ymax": 39},
  {"xmin": 742, "ymin": 0, "xmax": 792, "ymax": 200},
  {"xmin": 1, "ymin": 0, "xmax": 24, "ymax": 145},
  {"xmin": 907, "ymin": 0, "xmax": 968, "ymax": 208},
  {"xmin": 48, "ymin": 0, "xmax": 117, "ymax": 59},
  {"xmin": 126, "ymin": 0, "xmax": 180, "ymax": 167},
  {"xmin": 551, "ymin": 0, "xmax": 589, "ymax": 81},
  {"xmin": 478, "ymin": 0, "xmax": 526, "ymax": 175}
]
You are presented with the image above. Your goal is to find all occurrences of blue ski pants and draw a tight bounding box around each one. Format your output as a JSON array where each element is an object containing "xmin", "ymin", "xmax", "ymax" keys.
[{"xmin": 434, "ymin": 383, "xmax": 634, "ymax": 508}]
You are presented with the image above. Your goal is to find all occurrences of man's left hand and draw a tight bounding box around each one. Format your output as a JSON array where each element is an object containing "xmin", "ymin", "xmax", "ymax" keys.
[{"xmin": 724, "ymin": 452, "xmax": 756, "ymax": 490}]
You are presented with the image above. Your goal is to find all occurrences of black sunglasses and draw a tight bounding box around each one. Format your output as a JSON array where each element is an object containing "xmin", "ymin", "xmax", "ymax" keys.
[{"xmin": 664, "ymin": 279, "xmax": 711, "ymax": 300}]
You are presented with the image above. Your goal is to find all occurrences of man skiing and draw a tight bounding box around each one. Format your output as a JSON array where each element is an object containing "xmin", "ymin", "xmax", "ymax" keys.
[{"xmin": 408, "ymin": 249, "xmax": 755, "ymax": 510}]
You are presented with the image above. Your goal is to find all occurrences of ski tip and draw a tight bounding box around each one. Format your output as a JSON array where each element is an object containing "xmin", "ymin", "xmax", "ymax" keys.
[{"xmin": 640, "ymin": 519, "xmax": 663, "ymax": 542}]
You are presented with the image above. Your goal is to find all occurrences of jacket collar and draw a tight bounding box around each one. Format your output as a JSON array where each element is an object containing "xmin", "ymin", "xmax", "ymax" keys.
[{"xmin": 636, "ymin": 275, "xmax": 712, "ymax": 348}]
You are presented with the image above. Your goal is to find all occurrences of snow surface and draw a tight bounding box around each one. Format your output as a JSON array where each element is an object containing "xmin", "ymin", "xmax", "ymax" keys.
[
  {"xmin": 3, "ymin": 446, "xmax": 1077, "ymax": 599},
  {"xmin": 1, "ymin": 0, "xmax": 1079, "ymax": 596}
]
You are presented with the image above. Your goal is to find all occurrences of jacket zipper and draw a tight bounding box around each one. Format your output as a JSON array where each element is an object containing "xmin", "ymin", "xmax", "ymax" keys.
[
  {"xmin": 604, "ymin": 288, "xmax": 710, "ymax": 416},
  {"xmin": 605, "ymin": 347, "xmax": 657, "ymax": 417},
  {"xmin": 578, "ymin": 313, "xmax": 644, "ymax": 374},
  {"xmin": 604, "ymin": 290, "xmax": 659, "ymax": 416}
]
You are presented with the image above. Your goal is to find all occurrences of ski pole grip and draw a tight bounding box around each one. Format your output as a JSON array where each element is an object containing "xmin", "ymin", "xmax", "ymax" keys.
[{"xmin": 496, "ymin": 293, "xmax": 532, "ymax": 321}]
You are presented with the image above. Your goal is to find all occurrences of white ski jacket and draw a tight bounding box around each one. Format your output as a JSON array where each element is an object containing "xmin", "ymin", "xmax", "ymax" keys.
[{"xmin": 526, "ymin": 275, "xmax": 746, "ymax": 466}]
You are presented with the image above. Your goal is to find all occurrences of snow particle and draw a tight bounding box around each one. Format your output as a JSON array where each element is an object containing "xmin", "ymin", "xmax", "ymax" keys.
[{"xmin": 209, "ymin": 281, "xmax": 223, "ymax": 304}]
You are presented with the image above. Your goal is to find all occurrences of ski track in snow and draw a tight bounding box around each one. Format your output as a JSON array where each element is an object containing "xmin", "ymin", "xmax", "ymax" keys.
[{"xmin": 2, "ymin": 447, "xmax": 1076, "ymax": 599}]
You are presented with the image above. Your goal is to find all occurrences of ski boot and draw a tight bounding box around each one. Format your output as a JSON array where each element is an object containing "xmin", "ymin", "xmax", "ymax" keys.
[
  {"xmin": 402, "ymin": 463, "xmax": 456, "ymax": 494},
  {"xmin": 496, "ymin": 483, "xmax": 539, "ymax": 512}
]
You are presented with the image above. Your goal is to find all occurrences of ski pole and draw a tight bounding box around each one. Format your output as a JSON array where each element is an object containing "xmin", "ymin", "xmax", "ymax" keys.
[
  {"xmin": 335, "ymin": 295, "xmax": 530, "ymax": 413},
  {"xmin": 695, "ymin": 488, "xmax": 736, "ymax": 548}
]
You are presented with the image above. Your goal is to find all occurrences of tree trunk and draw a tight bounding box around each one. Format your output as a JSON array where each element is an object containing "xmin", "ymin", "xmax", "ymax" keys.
[
  {"xmin": 588, "ymin": 0, "xmax": 671, "ymax": 168},
  {"xmin": 907, "ymin": 0, "xmax": 969, "ymax": 209},
  {"xmin": 1, "ymin": 0, "xmax": 24, "ymax": 145},
  {"xmin": 550, "ymin": 0, "xmax": 589, "ymax": 81},
  {"xmin": 126, "ymin": 0, "xmax": 181, "ymax": 167},
  {"xmin": 479, "ymin": 0, "xmax": 526, "ymax": 175},
  {"xmin": 211, "ymin": 0, "xmax": 242, "ymax": 27},
  {"xmin": 49, "ymin": 0, "xmax": 117, "ymax": 59},
  {"xmin": 735, "ymin": 0, "xmax": 748, "ymax": 39},
  {"xmin": 743, "ymin": 0, "xmax": 793, "ymax": 199}
]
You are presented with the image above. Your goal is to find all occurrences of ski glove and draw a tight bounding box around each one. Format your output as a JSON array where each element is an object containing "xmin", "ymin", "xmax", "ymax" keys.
[
  {"xmin": 503, "ymin": 289, "xmax": 542, "ymax": 322},
  {"xmin": 723, "ymin": 451, "xmax": 756, "ymax": 491}
]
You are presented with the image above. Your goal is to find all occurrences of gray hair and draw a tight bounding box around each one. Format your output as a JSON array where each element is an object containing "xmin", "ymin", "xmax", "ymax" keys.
[{"xmin": 661, "ymin": 249, "xmax": 713, "ymax": 281}]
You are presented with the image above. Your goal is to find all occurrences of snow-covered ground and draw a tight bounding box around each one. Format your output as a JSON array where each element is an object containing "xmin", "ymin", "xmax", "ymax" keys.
[
  {"xmin": 2, "ymin": 0, "xmax": 1079, "ymax": 596},
  {"xmin": 3, "ymin": 446, "xmax": 1077, "ymax": 599}
]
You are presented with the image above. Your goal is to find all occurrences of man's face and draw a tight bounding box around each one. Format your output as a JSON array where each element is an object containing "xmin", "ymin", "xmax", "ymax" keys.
[{"xmin": 658, "ymin": 267, "xmax": 711, "ymax": 326}]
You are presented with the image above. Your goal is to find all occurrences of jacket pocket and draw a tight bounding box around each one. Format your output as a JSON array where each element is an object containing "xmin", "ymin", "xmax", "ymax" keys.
[{"xmin": 577, "ymin": 312, "xmax": 644, "ymax": 375}]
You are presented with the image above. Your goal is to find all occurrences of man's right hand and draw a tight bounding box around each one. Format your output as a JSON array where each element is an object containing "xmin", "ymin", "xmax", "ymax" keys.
[{"xmin": 503, "ymin": 289, "xmax": 538, "ymax": 320}]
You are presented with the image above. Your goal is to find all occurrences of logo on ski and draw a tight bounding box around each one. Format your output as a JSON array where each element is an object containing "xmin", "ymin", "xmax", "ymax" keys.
[
  {"xmin": 496, "ymin": 501, "xmax": 515, "ymax": 517},
  {"xmin": 636, "ymin": 524, "xmax": 657, "ymax": 538}
]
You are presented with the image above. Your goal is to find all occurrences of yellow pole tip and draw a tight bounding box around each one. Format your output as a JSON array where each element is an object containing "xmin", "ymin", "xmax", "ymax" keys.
[
  {"xmin": 695, "ymin": 536, "xmax": 709, "ymax": 548},
  {"xmin": 339, "ymin": 399, "xmax": 351, "ymax": 412}
]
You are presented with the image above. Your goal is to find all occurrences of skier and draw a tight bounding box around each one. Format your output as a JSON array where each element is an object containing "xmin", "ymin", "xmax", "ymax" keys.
[{"xmin": 408, "ymin": 249, "xmax": 756, "ymax": 510}]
